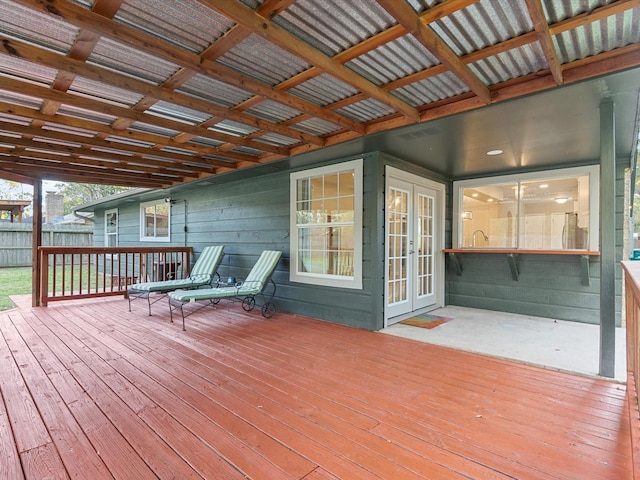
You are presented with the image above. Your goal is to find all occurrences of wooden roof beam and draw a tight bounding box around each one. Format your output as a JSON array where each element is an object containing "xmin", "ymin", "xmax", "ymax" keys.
[
  {"xmin": 0, "ymin": 135, "xmax": 218, "ymax": 176},
  {"xmin": 0, "ymin": 102, "xmax": 253, "ymax": 165},
  {"xmin": 319, "ymin": 0, "xmax": 638, "ymax": 116},
  {"xmin": 14, "ymin": 0, "xmax": 363, "ymax": 135},
  {"xmin": 0, "ymin": 157, "xmax": 175, "ymax": 188},
  {"xmin": 202, "ymin": 0, "xmax": 421, "ymax": 122},
  {"xmin": 39, "ymin": 0, "xmax": 124, "ymax": 116},
  {"xmin": 0, "ymin": 36, "xmax": 324, "ymax": 147},
  {"xmin": 0, "ymin": 113, "xmax": 227, "ymax": 168},
  {"xmin": 524, "ymin": 0, "xmax": 563, "ymax": 85},
  {"xmin": 376, "ymin": 0, "xmax": 491, "ymax": 104},
  {"xmin": 0, "ymin": 76, "xmax": 289, "ymax": 156}
]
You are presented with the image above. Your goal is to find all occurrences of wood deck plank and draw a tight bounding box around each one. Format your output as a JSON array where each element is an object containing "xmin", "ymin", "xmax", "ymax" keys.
[
  {"xmin": 179, "ymin": 314, "xmax": 632, "ymax": 478},
  {"xmin": 0, "ymin": 295, "xmax": 634, "ymax": 480},
  {"xmin": 8, "ymin": 310, "xmax": 161, "ymax": 479},
  {"xmin": 62, "ymin": 306, "xmax": 318, "ymax": 478},
  {"xmin": 66, "ymin": 300, "xmax": 428, "ymax": 479},
  {"xmin": 118, "ymin": 302, "xmax": 634, "ymax": 479},
  {"xmin": 22, "ymin": 305, "xmax": 264, "ymax": 480},
  {"xmin": 0, "ymin": 372, "xmax": 24, "ymax": 480}
]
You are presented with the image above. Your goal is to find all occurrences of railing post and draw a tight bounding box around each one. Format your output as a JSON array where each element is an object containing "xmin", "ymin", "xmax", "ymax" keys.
[{"xmin": 40, "ymin": 248, "xmax": 49, "ymax": 306}]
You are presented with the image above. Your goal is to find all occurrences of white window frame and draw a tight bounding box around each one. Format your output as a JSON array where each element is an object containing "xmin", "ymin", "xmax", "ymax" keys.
[
  {"xmin": 139, "ymin": 200, "xmax": 171, "ymax": 242},
  {"xmin": 452, "ymin": 165, "xmax": 600, "ymax": 251},
  {"xmin": 105, "ymin": 208, "xmax": 118, "ymax": 247},
  {"xmin": 290, "ymin": 159, "xmax": 363, "ymax": 289}
]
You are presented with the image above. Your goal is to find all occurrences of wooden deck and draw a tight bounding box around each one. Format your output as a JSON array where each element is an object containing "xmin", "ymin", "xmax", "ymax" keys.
[{"xmin": 0, "ymin": 294, "xmax": 634, "ymax": 480}]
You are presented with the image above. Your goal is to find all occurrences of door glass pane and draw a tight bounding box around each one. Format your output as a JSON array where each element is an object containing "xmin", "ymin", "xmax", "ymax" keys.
[
  {"xmin": 417, "ymin": 194, "xmax": 434, "ymax": 297},
  {"xmin": 388, "ymin": 187, "xmax": 408, "ymax": 305}
]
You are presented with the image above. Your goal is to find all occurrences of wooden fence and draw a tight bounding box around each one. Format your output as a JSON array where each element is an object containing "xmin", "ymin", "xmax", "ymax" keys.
[
  {"xmin": 0, "ymin": 223, "xmax": 93, "ymax": 267},
  {"xmin": 38, "ymin": 246, "xmax": 193, "ymax": 305}
]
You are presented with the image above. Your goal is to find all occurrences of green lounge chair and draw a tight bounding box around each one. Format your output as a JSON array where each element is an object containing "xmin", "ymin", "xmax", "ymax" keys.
[
  {"xmin": 168, "ymin": 250, "xmax": 282, "ymax": 330},
  {"xmin": 127, "ymin": 245, "xmax": 225, "ymax": 315}
]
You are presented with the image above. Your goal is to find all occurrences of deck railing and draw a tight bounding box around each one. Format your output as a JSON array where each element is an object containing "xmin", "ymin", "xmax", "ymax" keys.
[
  {"xmin": 623, "ymin": 261, "xmax": 640, "ymax": 407},
  {"xmin": 38, "ymin": 246, "xmax": 193, "ymax": 306},
  {"xmin": 621, "ymin": 261, "xmax": 640, "ymax": 476}
]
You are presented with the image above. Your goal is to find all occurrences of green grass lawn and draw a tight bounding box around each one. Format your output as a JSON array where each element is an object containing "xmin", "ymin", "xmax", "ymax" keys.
[
  {"xmin": 0, "ymin": 265, "xmax": 116, "ymax": 311},
  {"xmin": 0, "ymin": 267, "xmax": 32, "ymax": 310}
]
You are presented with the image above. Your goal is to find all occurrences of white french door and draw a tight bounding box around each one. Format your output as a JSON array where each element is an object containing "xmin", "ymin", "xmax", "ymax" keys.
[{"xmin": 385, "ymin": 168, "xmax": 444, "ymax": 324}]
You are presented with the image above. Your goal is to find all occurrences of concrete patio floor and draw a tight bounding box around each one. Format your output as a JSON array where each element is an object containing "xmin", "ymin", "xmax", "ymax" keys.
[{"xmin": 382, "ymin": 305, "xmax": 627, "ymax": 382}]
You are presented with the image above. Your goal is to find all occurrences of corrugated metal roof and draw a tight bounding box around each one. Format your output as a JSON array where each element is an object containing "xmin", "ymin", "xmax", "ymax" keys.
[
  {"xmin": 292, "ymin": 117, "xmax": 343, "ymax": 136},
  {"xmin": 0, "ymin": 89, "xmax": 43, "ymax": 110},
  {"xmin": 56, "ymin": 105, "xmax": 117, "ymax": 125},
  {"xmin": 69, "ymin": 77, "xmax": 144, "ymax": 107},
  {"xmin": 0, "ymin": 54, "xmax": 59, "ymax": 85},
  {"xmin": 128, "ymin": 122, "xmax": 180, "ymax": 138},
  {"xmin": 554, "ymin": 7, "xmax": 640, "ymax": 63},
  {"xmin": 106, "ymin": 136, "xmax": 156, "ymax": 148},
  {"xmin": 273, "ymin": 0, "xmax": 397, "ymax": 56},
  {"xmin": 178, "ymin": 74, "xmax": 254, "ymax": 109},
  {"xmin": 0, "ymin": 112, "xmax": 31, "ymax": 127},
  {"xmin": 42, "ymin": 123, "xmax": 98, "ymax": 137},
  {"xmin": 346, "ymin": 34, "xmax": 440, "ymax": 86},
  {"xmin": 288, "ymin": 74, "xmax": 359, "ymax": 106},
  {"xmin": 188, "ymin": 137, "xmax": 225, "ymax": 148},
  {"xmin": 336, "ymin": 97, "xmax": 396, "ymax": 123},
  {"xmin": 115, "ymin": 0, "xmax": 234, "ymax": 54},
  {"xmin": 431, "ymin": 0, "xmax": 532, "ymax": 56},
  {"xmin": 256, "ymin": 132, "xmax": 301, "ymax": 147},
  {"xmin": 404, "ymin": 0, "xmax": 448, "ymax": 14},
  {"xmin": 219, "ymin": 34, "xmax": 311, "ymax": 86},
  {"xmin": 210, "ymin": 120, "xmax": 260, "ymax": 137},
  {"xmin": 146, "ymin": 101, "xmax": 211, "ymax": 125},
  {"xmin": 229, "ymin": 145, "xmax": 267, "ymax": 156},
  {"xmin": 0, "ymin": 0, "xmax": 78, "ymax": 54},
  {"xmin": 392, "ymin": 72, "xmax": 470, "ymax": 106},
  {"xmin": 542, "ymin": 0, "xmax": 613, "ymax": 23},
  {"xmin": 245, "ymin": 100, "xmax": 303, "ymax": 124},
  {"xmin": 89, "ymin": 37, "xmax": 180, "ymax": 85},
  {"xmin": 470, "ymin": 43, "xmax": 548, "ymax": 85}
]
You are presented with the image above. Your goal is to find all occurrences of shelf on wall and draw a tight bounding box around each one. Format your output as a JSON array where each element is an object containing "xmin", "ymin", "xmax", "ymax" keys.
[{"xmin": 442, "ymin": 249, "xmax": 600, "ymax": 285}]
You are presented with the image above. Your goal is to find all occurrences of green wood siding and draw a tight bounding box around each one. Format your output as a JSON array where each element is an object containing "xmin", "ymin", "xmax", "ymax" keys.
[{"xmin": 92, "ymin": 151, "xmax": 626, "ymax": 330}]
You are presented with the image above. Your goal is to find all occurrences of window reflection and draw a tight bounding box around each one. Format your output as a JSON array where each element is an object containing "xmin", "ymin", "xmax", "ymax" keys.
[{"xmin": 459, "ymin": 170, "xmax": 592, "ymax": 251}]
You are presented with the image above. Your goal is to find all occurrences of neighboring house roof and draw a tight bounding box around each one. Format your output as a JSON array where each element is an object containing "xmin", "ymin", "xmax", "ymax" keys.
[{"xmin": 0, "ymin": 1, "xmax": 638, "ymax": 189}]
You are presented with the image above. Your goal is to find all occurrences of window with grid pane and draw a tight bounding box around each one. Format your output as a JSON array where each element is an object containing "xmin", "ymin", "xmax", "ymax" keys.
[{"xmin": 290, "ymin": 159, "xmax": 363, "ymax": 289}]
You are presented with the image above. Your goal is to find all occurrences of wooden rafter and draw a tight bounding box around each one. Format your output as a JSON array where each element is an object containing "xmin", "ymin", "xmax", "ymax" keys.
[
  {"xmin": 0, "ymin": 36, "xmax": 325, "ymax": 147},
  {"xmin": 0, "ymin": 102, "xmax": 252, "ymax": 165},
  {"xmin": 524, "ymin": 0, "xmax": 563, "ymax": 85},
  {"xmin": 12, "ymin": 0, "xmax": 364, "ymax": 135},
  {"xmin": 375, "ymin": 0, "xmax": 491, "ymax": 104},
  {"xmin": 201, "ymin": 0, "xmax": 421, "ymax": 121}
]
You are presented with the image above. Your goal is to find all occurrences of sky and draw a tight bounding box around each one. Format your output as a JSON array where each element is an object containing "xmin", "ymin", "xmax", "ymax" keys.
[{"xmin": 0, "ymin": 179, "xmax": 61, "ymax": 197}]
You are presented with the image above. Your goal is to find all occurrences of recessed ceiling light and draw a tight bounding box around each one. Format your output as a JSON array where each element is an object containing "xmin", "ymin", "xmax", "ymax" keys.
[
  {"xmin": 539, "ymin": 184, "xmax": 549, "ymax": 189},
  {"xmin": 472, "ymin": 193, "xmax": 479, "ymax": 197},
  {"xmin": 487, "ymin": 198, "xmax": 494, "ymax": 202},
  {"xmin": 487, "ymin": 149, "xmax": 503, "ymax": 156},
  {"xmin": 555, "ymin": 197, "xmax": 569, "ymax": 204}
]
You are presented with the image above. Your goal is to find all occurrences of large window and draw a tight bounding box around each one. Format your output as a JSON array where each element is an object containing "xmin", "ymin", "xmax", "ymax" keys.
[
  {"xmin": 105, "ymin": 209, "xmax": 118, "ymax": 247},
  {"xmin": 140, "ymin": 200, "xmax": 170, "ymax": 242},
  {"xmin": 290, "ymin": 159, "xmax": 363, "ymax": 289},
  {"xmin": 453, "ymin": 166, "xmax": 599, "ymax": 251}
]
